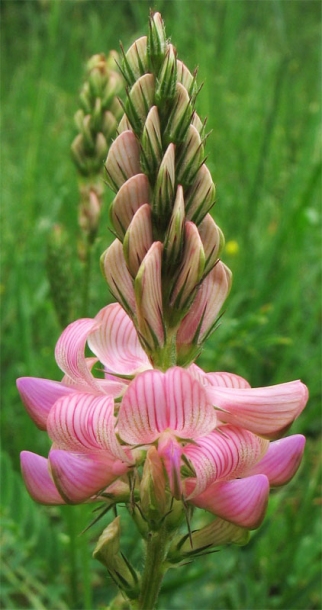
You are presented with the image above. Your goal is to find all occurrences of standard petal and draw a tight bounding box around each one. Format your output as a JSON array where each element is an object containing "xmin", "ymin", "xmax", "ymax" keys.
[
  {"xmin": 16, "ymin": 377, "xmax": 75, "ymax": 430},
  {"xmin": 20, "ymin": 451, "xmax": 65, "ymax": 505},
  {"xmin": 55, "ymin": 318, "xmax": 101, "ymax": 392},
  {"xmin": 47, "ymin": 393, "xmax": 129, "ymax": 462},
  {"xmin": 190, "ymin": 475, "xmax": 270, "ymax": 529},
  {"xmin": 118, "ymin": 367, "xmax": 217, "ymax": 445},
  {"xmin": 206, "ymin": 380, "xmax": 309, "ymax": 439},
  {"xmin": 243, "ymin": 435, "xmax": 306, "ymax": 486},
  {"xmin": 87, "ymin": 303, "xmax": 151, "ymax": 376},
  {"xmin": 183, "ymin": 425, "xmax": 268, "ymax": 498},
  {"xmin": 49, "ymin": 449, "xmax": 128, "ymax": 504}
]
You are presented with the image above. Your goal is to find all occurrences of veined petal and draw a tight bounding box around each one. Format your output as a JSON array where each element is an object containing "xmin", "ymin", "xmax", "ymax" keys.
[
  {"xmin": 123, "ymin": 204, "xmax": 153, "ymax": 277},
  {"xmin": 20, "ymin": 451, "xmax": 65, "ymax": 505},
  {"xmin": 16, "ymin": 377, "xmax": 76, "ymax": 430},
  {"xmin": 49, "ymin": 449, "xmax": 128, "ymax": 504},
  {"xmin": 158, "ymin": 433, "xmax": 183, "ymax": 499},
  {"xmin": 104, "ymin": 130, "xmax": 141, "ymax": 192},
  {"xmin": 177, "ymin": 261, "xmax": 232, "ymax": 347},
  {"xmin": 55, "ymin": 318, "xmax": 101, "ymax": 392},
  {"xmin": 243, "ymin": 435, "xmax": 306, "ymax": 486},
  {"xmin": 135, "ymin": 241, "xmax": 165, "ymax": 351},
  {"xmin": 170, "ymin": 221, "xmax": 205, "ymax": 312},
  {"xmin": 101, "ymin": 239, "xmax": 136, "ymax": 317},
  {"xmin": 183, "ymin": 425, "xmax": 269, "ymax": 498},
  {"xmin": 206, "ymin": 371, "xmax": 251, "ymax": 389},
  {"xmin": 191, "ymin": 475, "xmax": 270, "ymax": 529},
  {"xmin": 47, "ymin": 393, "xmax": 129, "ymax": 462},
  {"xmin": 118, "ymin": 367, "xmax": 217, "ymax": 445},
  {"xmin": 110, "ymin": 173, "xmax": 151, "ymax": 241},
  {"xmin": 206, "ymin": 380, "xmax": 309, "ymax": 439},
  {"xmin": 88, "ymin": 303, "xmax": 151, "ymax": 376}
]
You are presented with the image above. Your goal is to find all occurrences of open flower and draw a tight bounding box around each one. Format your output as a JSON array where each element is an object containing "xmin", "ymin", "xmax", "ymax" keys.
[{"xmin": 18, "ymin": 303, "xmax": 308, "ymax": 531}]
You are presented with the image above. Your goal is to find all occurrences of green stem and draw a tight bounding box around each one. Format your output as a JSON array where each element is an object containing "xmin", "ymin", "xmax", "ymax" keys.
[{"xmin": 136, "ymin": 526, "xmax": 169, "ymax": 610}]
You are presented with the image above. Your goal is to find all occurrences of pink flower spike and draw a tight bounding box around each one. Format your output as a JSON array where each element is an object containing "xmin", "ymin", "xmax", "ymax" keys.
[
  {"xmin": 206, "ymin": 380, "xmax": 308, "ymax": 439},
  {"xmin": 20, "ymin": 451, "xmax": 65, "ymax": 505},
  {"xmin": 191, "ymin": 475, "xmax": 270, "ymax": 529},
  {"xmin": 243, "ymin": 434, "xmax": 306, "ymax": 486},
  {"xmin": 88, "ymin": 303, "xmax": 152, "ymax": 377},
  {"xmin": 47, "ymin": 392, "xmax": 130, "ymax": 462},
  {"xmin": 16, "ymin": 377, "xmax": 76, "ymax": 430},
  {"xmin": 55, "ymin": 318, "xmax": 101, "ymax": 392},
  {"xmin": 118, "ymin": 367, "xmax": 217, "ymax": 445},
  {"xmin": 49, "ymin": 449, "xmax": 128, "ymax": 504}
]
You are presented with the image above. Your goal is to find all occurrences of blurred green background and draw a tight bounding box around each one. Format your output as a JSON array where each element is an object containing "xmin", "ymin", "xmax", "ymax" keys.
[{"xmin": 1, "ymin": 1, "xmax": 321, "ymax": 608}]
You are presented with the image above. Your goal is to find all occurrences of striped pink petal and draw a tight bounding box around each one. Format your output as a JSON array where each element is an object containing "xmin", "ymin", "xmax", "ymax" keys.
[
  {"xmin": 206, "ymin": 372, "xmax": 251, "ymax": 389},
  {"xmin": 183, "ymin": 425, "xmax": 268, "ymax": 498},
  {"xmin": 243, "ymin": 434, "xmax": 306, "ymax": 486},
  {"xmin": 55, "ymin": 318, "xmax": 102, "ymax": 392},
  {"xmin": 20, "ymin": 451, "xmax": 65, "ymax": 505},
  {"xmin": 87, "ymin": 303, "xmax": 151, "ymax": 376},
  {"xmin": 47, "ymin": 393, "xmax": 129, "ymax": 462},
  {"xmin": 101, "ymin": 240, "xmax": 136, "ymax": 316},
  {"xmin": 206, "ymin": 380, "xmax": 308, "ymax": 439},
  {"xmin": 191, "ymin": 475, "xmax": 270, "ymax": 529},
  {"xmin": 105, "ymin": 130, "xmax": 141, "ymax": 192},
  {"xmin": 118, "ymin": 367, "xmax": 217, "ymax": 445},
  {"xmin": 110, "ymin": 173, "xmax": 151, "ymax": 240},
  {"xmin": 49, "ymin": 449, "xmax": 128, "ymax": 504},
  {"xmin": 135, "ymin": 241, "xmax": 165, "ymax": 351},
  {"xmin": 16, "ymin": 377, "xmax": 76, "ymax": 430}
]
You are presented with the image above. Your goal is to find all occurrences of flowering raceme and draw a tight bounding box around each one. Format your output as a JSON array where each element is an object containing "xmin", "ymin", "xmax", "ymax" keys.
[{"xmin": 17, "ymin": 11, "xmax": 309, "ymax": 607}]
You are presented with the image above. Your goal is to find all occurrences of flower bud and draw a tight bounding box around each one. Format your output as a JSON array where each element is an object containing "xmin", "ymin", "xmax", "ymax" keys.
[
  {"xmin": 167, "ymin": 517, "xmax": 249, "ymax": 564},
  {"xmin": 185, "ymin": 163, "xmax": 216, "ymax": 225},
  {"xmin": 110, "ymin": 173, "xmax": 151, "ymax": 241},
  {"xmin": 140, "ymin": 106, "xmax": 163, "ymax": 179},
  {"xmin": 123, "ymin": 204, "xmax": 153, "ymax": 277},
  {"xmin": 198, "ymin": 214, "xmax": 225, "ymax": 276},
  {"xmin": 121, "ymin": 36, "xmax": 148, "ymax": 87},
  {"xmin": 147, "ymin": 11, "xmax": 167, "ymax": 72},
  {"xmin": 93, "ymin": 517, "xmax": 140, "ymax": 598},
  {"xmin": 177, "ymin": 60, "xmax": 197, "ymax": 97},
  {"xmin": 169, "ymin": 221, "xmax": 205, "ymax": 315},
  {"xmin": 164, "ymin": 82, "xmax": 193, "ymax": 145},
  {"xmin": 78, "ymin": 186, "xmax": 102, "ymax": 238},
  {"xmin": 176, "ymin": 124, "xmax": 205, "ymax": 187},
  {"xmin": 135, "ymin": 241, "xmax": 165, "ymax": 352},
  {"xmin": 125, "ymin": 74, "xmax": 155, "ymax": 135},
  {"xmin": 155, "ymin": 44, "xmax": 177, "ymax": 104},
  {"xmin": 163, "ymin": 185, "xmax": 185, "ymax": 269},
  {"xmin": 140, "ymin": 447, "xmax": 166, "ymax": 525},
  {"xmin": 152, "ymin": 143, "xmax": 175, "ymax": 229},
  {"xmin": 101, "ymin": 240, "xmax": 136, "ymax": 316},
  {"xmin": 105, "ymin": 130, "xmax": 141, "ymax": 192}
]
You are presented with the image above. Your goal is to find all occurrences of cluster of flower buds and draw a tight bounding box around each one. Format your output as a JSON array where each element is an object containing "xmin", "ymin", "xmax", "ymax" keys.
[
  {"xmin": 71, "ymin": 52, "xmax": 123, "ymax": 239},
  {"xmin": 102, "ymin": 12, "xmax": 231, "ymax": 369}
]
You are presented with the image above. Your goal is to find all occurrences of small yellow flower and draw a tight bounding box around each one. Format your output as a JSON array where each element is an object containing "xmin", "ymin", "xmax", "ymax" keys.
[{"xmin": 225, "ymin": 240, "xmax": 239, "ymax": 256}]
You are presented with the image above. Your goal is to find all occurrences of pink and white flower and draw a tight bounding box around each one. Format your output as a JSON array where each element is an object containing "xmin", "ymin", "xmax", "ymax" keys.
[{"xmin": 18, "ymin": 302, "xmax": 308, "ymax": 530}]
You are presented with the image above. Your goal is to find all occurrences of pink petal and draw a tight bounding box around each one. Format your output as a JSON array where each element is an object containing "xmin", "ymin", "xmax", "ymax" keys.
[
  {"xmin": 158, "ymin": 433, "xmax": 183, "ymax": 499},
  {"xmin": 135, "ymin": 242, "xmax": 165, "ymax": 351},
  {"xmin": 206, "ymin": 372, "xmax": 251, "ymax": 389},
  {"xmin": 177, "ymin": 261, "xmax": 232, "ymax": 346},
  {"xmin": 87, "ymin": 303, "xmax": 151, "ymax": 377},
  {"xmin": 20, "ymin": 451, "xmax": 65, "ymax": 505},
  {"xmin": 101, "ymin": 240, "xmax": 136, "ymax": 316},
  {"xmin": 47, "ymin": 393, "xmax": 129, "ymax": 462},
  {"xmin": 206, "ymin": 380, "xmax": 308, "ymax": 439},
  {"xmin": 243, "ymin": 434, "xmax": 306, "ymax": 486},
  {"xmin": 16, "ymin": 377, "xmax": 76, "ymax": 430},
  {"xmin": 118, "ymin": 367, "xmax": 217, "ymax": 445},
  {"xmin": 191, "ymin": 475, "xmax": 270, "ymax": 529},
  {"xmin": 110, "ymin": 173, "xmax": 151, "ymax": 240},
  {"xmin": 55, "ymin": 318, "xmax": 102, "ymax": 392},
  {"xmin": 49, "ymin": 449, "xmax": 128, "ymax": 504},
  {"xmin": 123, "ymin": 204, "xmax": 153, "ymax": 277},
  {"xmin": 183, "ymin": 425, "xmax": 269, "ymax": 498},
  {"xmin": 104, "ymin": 130, "xmax": 141, "ymax": 192}
]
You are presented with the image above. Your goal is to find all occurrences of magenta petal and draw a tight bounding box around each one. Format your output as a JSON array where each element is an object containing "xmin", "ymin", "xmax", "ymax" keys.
[
  {"xmin": 17, "ymin": 377, "xmax": 75, "ymax": 430},
  {"xmin": 206, "ymin": 380, "xmax": 308, "ymax": 439},
  {"xmin": 47, "ymin": 393, "xmax": 129, "ymax": 462},
  {"xmin": 55, "ymin": 318, "xmax": 101, "ymax": 391},
  {"xmin": 49, "ymin": 449, "xmax": 128, "ymax": 504},
  {"xmin": 118, "ymin": 367, "xmax": 217, "ymax": 445},
  {"xmin": 183, "ymin": 425, "xmax": 268, "ymax": 498},
  {"xmin": 191, "ymin": 475, "xmax": 270, "ymax": 529},
  {"xmin": 20, "ymin": 451, "xmax": 65, "ymax": 505},
  {"xmin": 88, "ymin": 303, "xmax": 151, "ymax": 376},
  {"xmin": 243, "ymin": 435, "xmax": 306, "ymax": 486}
]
